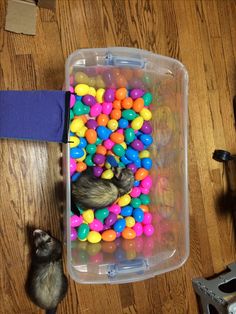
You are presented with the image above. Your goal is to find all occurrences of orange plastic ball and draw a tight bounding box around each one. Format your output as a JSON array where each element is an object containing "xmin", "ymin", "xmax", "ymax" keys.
[
  {"xmin": 96, "ymin": 145, "xmax": 107, "ymax": 155},
  {"xmin": 110, "ymin": 109, "xmax": 122, "ymax": 120},
  {"xmin": 110, "ymin": 132, "xmax": 124, "ymax": 144},
  {"xmin": 76, "ymin": 162, "xmax": 87, "ymax": 172},
  {"xmin": 85, "ymin": 129, "xmax": 97, "ymax": 144},
  {"xmin": 113, "ymin": 100, "xmax": 121, "ymax": 110},
  {"xmin": 116, "ymin": 75, "xmax": 128, "ymax": 88},
  {"xmin": 115, "ymin": 87, "xmax": 127, "ymax": 100},
  {"xmin": 102, "ymin": 230, "xmax": 116, "ymax": 242},
  {"xmin": 135, "ymin": 168, "xmax": 149, "ymax": 181},
  {"xmin": 97, "ymin": 114, "xmax": 109, "ymax": 126},
  {"xmin": 80, "ymin": 115, "xmax": 88, "ymax": 123},
  {"xmin": 140, "ymin": 205, "xmax": 149, "ymax": 212},
  {"xmin": 122, "ymin": 227, "xmax": 136, "ymax": 240},
  {"xmin": 121, "ymin": 97, "xmax": 133, "ymax": 109},
  {"xmin": 133, "ymin": 98, "xmax": 144, "ymax": 112}
]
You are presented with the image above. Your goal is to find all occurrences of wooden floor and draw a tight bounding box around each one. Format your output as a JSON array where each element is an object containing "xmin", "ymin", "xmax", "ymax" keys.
[{"xmin": 0, "ymin": 0, "xmax": 236, "ymax": 313}]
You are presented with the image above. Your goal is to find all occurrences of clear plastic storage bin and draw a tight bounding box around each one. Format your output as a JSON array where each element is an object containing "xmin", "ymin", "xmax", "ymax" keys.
[{"xmin": 64, "ymin": 47, "xmax": 189, "ymax": 284}]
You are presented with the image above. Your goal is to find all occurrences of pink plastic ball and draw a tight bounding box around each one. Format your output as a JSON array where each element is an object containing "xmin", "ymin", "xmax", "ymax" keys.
[
  {"xmin": 143, "ymin": 224, "xmax": 154, "ymax": 236},
  {"xmin": 142, "ymin": 212, "xmax": 152, "ymax": 225},
  {"xmin": 133, "ymin": 222, "xmax": 143, "ymax": 237},
  {"xmin": 70, "ymin": 158, "xmax": 77, "ymax": 175},
  {"xmin": 130, "ymin": 187, "xmax": 141, "ymax": 198},
  {"xmin": 103, "ymin": 139, "xmax": 115, "ymax": 150},
  {"xmin": 89, "ymin": 219, "xmax": 103, "ymax": 232},
  {"xmin": 69, "ymin": 86, "xmax": 74, "ymax": 93},
  {"xmin": 70, "ymin": 215, "xmax": 83, "ymax": 227},
  {"xmin": 71, "ymin": 227, "xmax": 77, "ymax": 241},
  {"xmin": 116, "ymin": 129, "xmax": 124, "ymax": 134},
  {"xmin": 141, "ymin": 175, "xmax": 153, "ymax": 189},
  {"xmin": 108, "ymin": 204, "xmax": 121, "ymax": 215},
  {"xmin": 102, "ymin": 102, "xmax": 113, "ymax": 115},
  {"xmin": 70, "ymin": 94, "xmax": 76, "ymax": 108},
  {"xmin": 90, "ymin": 103, "xmax": 102, "ymax": 117},
  {"xmin": 140, "ymin": 187, "xmax": 150, "ymax": 195}
]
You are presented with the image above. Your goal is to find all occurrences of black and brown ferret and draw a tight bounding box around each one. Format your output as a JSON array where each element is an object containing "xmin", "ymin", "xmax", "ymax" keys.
[
  {"xmin": 26, "ymin": 230, "xmax": 68, "ymax": 314},
  {"xmin": 72, "ymin": 167, "xmax": 134, "ymax": 210}
]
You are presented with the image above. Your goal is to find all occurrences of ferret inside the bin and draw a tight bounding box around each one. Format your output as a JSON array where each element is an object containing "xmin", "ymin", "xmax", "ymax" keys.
[
  {"xmin": 72, "ymin": 167, "xmax": 134, "ymax": 210},
  {"xmin": 26, "ymin": 229, "xmax": 68, "ymax": 314}
]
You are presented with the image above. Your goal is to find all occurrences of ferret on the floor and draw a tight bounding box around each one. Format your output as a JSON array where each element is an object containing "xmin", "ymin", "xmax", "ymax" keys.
[
  {"xmin": 26, "ymin": 229, "xmax": 68, "ymax": 314},
  {"xmin": 72, "ymin": 167, "xmax": 134, "ymax": 210}
]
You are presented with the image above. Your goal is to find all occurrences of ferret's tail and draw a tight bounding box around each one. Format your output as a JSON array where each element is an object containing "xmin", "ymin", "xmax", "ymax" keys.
[{"xmin": 46, "ymin": 308, "xmax": 57, "ymax": 314}]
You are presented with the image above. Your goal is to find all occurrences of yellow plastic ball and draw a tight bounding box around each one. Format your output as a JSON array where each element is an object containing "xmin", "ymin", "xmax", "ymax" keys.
[
  {"xmin": 105, "ymin": 162, "xmax": 111, "ymax": 169},
  {"xmin": 118, "ymin": 194, "xmax": 131, "ymax": 207},
  {"xmin": 101, "ymin": 169, "xmax": 114, "ymax": 179},
  {"xmin": 107, "ymin": 119, "xmax": 118, "ymax": 131},
  {"xmin": 125, "ymin": 216, "xmax": 135, "ymax": 228},
  {"xmin": 88, "ymin": 78, "xmax": 96, "ymax": 88},
  {"xmin": 74, "ymin": 83, "xmax": 90, "ymax": 96},
  {"xmin": 70, "ymin": 136, "xmax": 80, "ymax": 148},
  {"xmin": 140, "ymin": 108, "xmax": 152, "ymax": 121},
  {"xmin": 87, "ymin": 231, "xmax": 102, "ymax": 244},
  {"xmin": 131, "ymin": 116, "xmax": 144, "ymax": 130},
  {"xmin": 82, "ymin": 209, "xmax": 94, "ymax": 224},
  {"xmin": 96, "ymin": 88, "xmax": 105, "ymax": 103},
  {"xmin": 70, "ymin": 118, "xmax": 84, "ymax": 133},
  {"xmin": 139, "ymin": 150, "xmax": 150, "ymax": 159},
  {"xmin": 74, "ymin": 72, "xmax": 89, "ymax": 84},
  {"xmin": 88, "ymin": 86, "xmax": 96, "ymax": 96},
  {"xmin": 120, "ymin": 142, "xmax": 127, "ymax": 150},
  {"xmin": 76, "ymin": 126, "xmax": 88, "ymax": 137},
  {"xmin": 96, "ymin": 75, "xmax": 105, "ymax": 88}
]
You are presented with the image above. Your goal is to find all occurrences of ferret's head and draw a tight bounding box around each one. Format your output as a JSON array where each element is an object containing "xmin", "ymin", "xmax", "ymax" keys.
[
  {"xmin": 33, "ymin": 229, "xmax": 62, "ymax": 262},
  {"xmin": 112, "ymin": 167, "xmax": 135, "ymax": 196}
]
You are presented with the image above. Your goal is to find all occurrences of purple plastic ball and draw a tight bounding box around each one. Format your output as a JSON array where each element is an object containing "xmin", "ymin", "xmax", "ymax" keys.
[
  {"xmin": 104, "ymin": 88, "xmax": 115, "ymax": 102},
  {"xmin": 130, "ymin": 88, "xmax": 145, "ymax": 100},
  {"xmin": 93, "ymin": 154, "xmax": 106, "ymax": 165},
  {"xmin": 105, "ymin": 212, "xmax": 117, "ymax": 227},
  {"xmin": 127, "ymin": 163, "xmax": 137, "ymax": 173},
  {"xmin": 82, "ymin": 94, "xmax": 96, "ymax": 106},
  {"xmin": 131, "ymin": 139, "xmax": 144, "ymax": 151},
  {"xmin": 141, "ymin": 121, "xmax": 152, "ymax": 134},
  {"xmin": 70, "ymin": 227, "xmax": 77, "ymax": 241},
  {"xmin": 86, "ymin": 119, "xmax": 98, "ymax": 130},
  {"xmin": 93, "ymin": 166, "xmax": 103, "ymax": 177}
]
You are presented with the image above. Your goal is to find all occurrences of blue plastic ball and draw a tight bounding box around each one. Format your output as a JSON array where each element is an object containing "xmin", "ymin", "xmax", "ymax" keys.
[
  {"xmin": 139, "ymin": 134, "xmax": 153, "ymax": 147},
  {"xmin": 121, "ymin": 155, "xmax": 132, "ymax": 165},
  {"xmin": 133, "ymin": 208, "xmax": 144, "ymax": 223},
  {"xmin": 118, "ymin": 118, "xmax": 129, "ymax": 129},
  {"xmin": 125, "ymin": 148, "xmax": 139, "ymax": 162},
  {"xmin": 134, "ymin": 158, "xmax": 141, "ymax": 168},
  {"xmin": 133, "ymin": 180, "xmax": 140, "ymax": 187},
  {"xmin": 76, "ymin": 95, "xmax": 82, "ymax": 101},
  {"xmin": 141, "ymin": 157, "xmax": 153, "ymax": 170},
  {"xmin": 113, "ymin": 219, "xmax": 126, "ymax": 232},
  {"xmin": 97, "ymin": 126, "xmax": 111, "ymax": 140},
  {"xmin": 78, "ymin": 137, "xmax": 87, "ymax": 148},
  {"xmin": 71, "ymin": 172, "xmax": 81, "ymax": 182},
  {"xmin": 70, "ymin": 147, "xmax": 84, "ymax": 159},
  {"xmin": 106, "ymin": 155, "xmax": 118, "ymax": 167},
  {"xmin": 70, "ymin": 132, "xmax": 75, "ymax": 136},
  {"xmin": 121, "ymin": 206, "xmax": 133, "ymax": 217}
]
